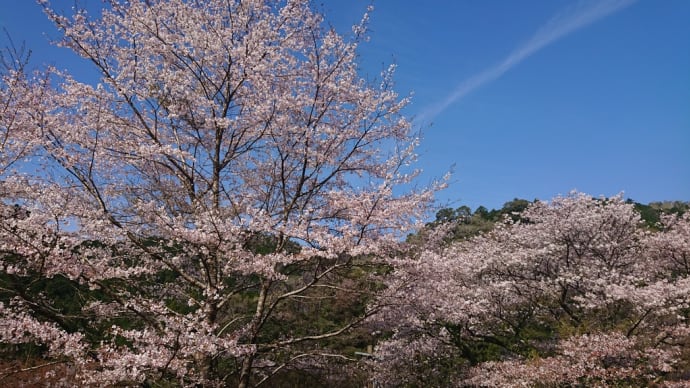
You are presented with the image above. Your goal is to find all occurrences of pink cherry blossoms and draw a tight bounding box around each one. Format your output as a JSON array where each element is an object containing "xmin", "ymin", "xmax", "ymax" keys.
[
  {"xmin": 2, "ymin": 1, "xmax": 688, "ymax": 386},
  {"xmin": 1, "ymin": 0, "xmax": 436, "ymax": 386},
  {"xmin": 372, "ymin": 192, "xmax": 690, "ymax": 386}
]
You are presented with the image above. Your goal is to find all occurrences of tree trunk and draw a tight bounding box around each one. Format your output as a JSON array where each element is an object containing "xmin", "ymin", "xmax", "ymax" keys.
[
  {"xmin": 238, "ymin": 281, "xmax": 268, "ymax": 387},
  {"xmin": 199, "ymin": 301, "xmax": 219, "ymax": 383},
  {"xmin": 237, "ymin": 355, "xmax": 254, "ymax": 388}
]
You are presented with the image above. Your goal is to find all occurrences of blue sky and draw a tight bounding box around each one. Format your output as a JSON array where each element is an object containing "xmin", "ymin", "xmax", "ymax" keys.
[{"xmin": 2, "ymin": 0, "xmax": 689, "ymax": 211}]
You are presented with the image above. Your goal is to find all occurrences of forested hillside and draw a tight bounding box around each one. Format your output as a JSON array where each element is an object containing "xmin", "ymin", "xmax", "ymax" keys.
[{"xmin": 2, "ymin": 194, "xmax": 689, "ymax": 386}]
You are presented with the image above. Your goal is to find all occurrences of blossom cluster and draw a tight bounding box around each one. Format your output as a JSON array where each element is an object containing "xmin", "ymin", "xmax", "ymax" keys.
[{"xmin": 373, "ymin": 193, "xmax": 690, "ymax": 386}]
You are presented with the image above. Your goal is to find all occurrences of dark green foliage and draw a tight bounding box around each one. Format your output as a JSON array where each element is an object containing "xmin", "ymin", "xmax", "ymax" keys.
[
  {"xmin": 0, "ymin": 271, "xmax": 97, "ymax": 353},
  {"xmin": 420, "ymin": 198, "xmax": 537, "ymax": 244},
  {"xmin": 426, "ymin": 198, "xmax": 689, "ymax": 245},
  {"xmin": 243, "ymin": 231, "xmax": 302, "ymax": 256},
  {"xmin": 633, "ymin": 200, "xmax": 689, "ymax": 228}
]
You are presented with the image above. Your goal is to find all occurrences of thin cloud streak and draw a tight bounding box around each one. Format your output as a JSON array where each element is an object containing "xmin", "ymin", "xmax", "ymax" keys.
[{"xmin": 419, "ymin": 0, "xmax": 636, "ymax": 122}]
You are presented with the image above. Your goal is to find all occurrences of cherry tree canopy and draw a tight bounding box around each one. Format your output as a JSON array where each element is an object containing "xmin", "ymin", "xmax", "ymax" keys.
[
  {"xmin": 373, "ymin": 193, "xmax": 690, "ymax": 387},
  {"xmin": 0, "ymin": 0, "xmax": 436, "ymax": 386}
]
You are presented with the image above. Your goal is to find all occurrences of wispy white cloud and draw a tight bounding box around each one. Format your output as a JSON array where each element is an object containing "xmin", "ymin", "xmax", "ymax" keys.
[{"xmin": 419, "ymin": 0, "xmax": 636, "ymax": 122}]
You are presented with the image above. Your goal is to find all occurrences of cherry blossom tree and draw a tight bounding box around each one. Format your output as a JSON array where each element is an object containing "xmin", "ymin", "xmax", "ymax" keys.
[
  {"xmin": 0, "ymin": 0, "xmax": 437, "ymax": 386},
  {"xmin": 372, "ymin": 192, "xmax": 690, "ymax": 386}
]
